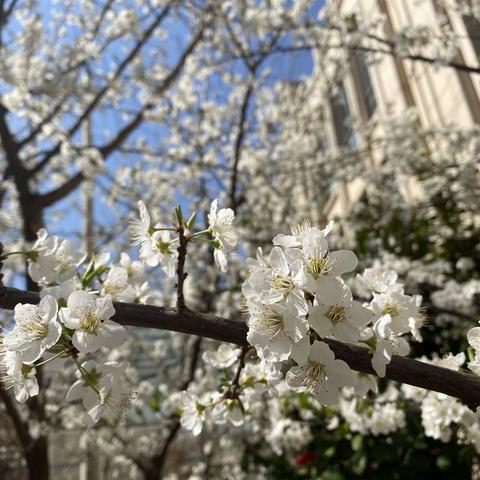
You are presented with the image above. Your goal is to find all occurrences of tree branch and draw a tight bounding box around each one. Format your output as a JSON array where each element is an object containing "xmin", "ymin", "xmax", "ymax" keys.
[
  {"xmin": 2, "ymin": 286, "xmax": 480, "ymax": 408},
  {"xmin": 153, "ymin": 336, "xmax": 202, "ymax": 475},
  {"xmin": 228, "ymin": 79, "xmax": 254, "ymax": 210},
  {"xmin": 219, "ymin": 43, "xmax": 480, "ymax": 75},
  {"xmin": 34, "ymin": 23, "xmax": 208, "ymax": 206},
  {"xmin": 37, "ymin": 173, "xmax": 84, "ymax": 208},
  {"xmin": 31, "ymin": 4, "xmax": 172, "ymax": 174},
  {"xmin": 98, "ymin": 22, "xmax": 206, "ymax": 160},
  {"xmin": 176, "ymin": 225, "xmax": 188, "ymax": 310}
]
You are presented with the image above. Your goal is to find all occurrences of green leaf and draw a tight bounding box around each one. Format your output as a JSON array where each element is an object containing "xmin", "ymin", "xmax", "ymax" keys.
[
  {"xmin": 351, "ymin": 434, "xmax": 363, "ymax": 452},
  {"xmin": 324, "ymin": 446, "xmax": 336, "ymax": 458},
  {"xmin": 186, "ymin": 211, "xmax": 196, "ymax": 229},
  {"xmin": 175, "ymin": 205, "xmax": 183, "ymax": 224},
  {"xmin": 436, "ymin": 455, "xmax": 451, "ymax": 470},
  {"xmin": 352, "ymin": 454, "xmax": 367, "ymax": 475}
]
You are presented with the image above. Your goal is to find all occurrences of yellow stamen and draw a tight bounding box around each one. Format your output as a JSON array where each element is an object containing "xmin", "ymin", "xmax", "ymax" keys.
[{"xmin": 327, "ymin": 305, "xmax": 346, "ymax": 324}]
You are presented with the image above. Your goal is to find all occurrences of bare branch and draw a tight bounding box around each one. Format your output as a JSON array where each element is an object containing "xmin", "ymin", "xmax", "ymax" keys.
[
  {"xmin": 228, "ymin": 79, "xmax": 254, "ymax": 210},
  {"xmin": 37, "ymin": 173, "xmax": 84, "ymax": 208},
  {"xmin": 218, "ymin": 43, "xmax": 480, "ymax": 75}
]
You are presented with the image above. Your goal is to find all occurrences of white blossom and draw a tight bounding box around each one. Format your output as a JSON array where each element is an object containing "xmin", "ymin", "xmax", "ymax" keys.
[
  {"xmin": 246, "ymin": 302, "xmax": 309, "ymax": 362},
  {"xmin": 212, "ymin": 399, "xmax": 244, "ymax": 427},
  {"xmin": 202, "ymin": 344, "xmax": 241, "ymax": 368},
  {"xmin": 243, "ymin": 246, "xmax": 308, "ymax": 315},
  {"xmin": 28, "ymin": 229, "xmax": 86, "ymax": 285},
  {"xmin": 371, "ymin": 285, "xmax": 423, "ymax": 337},
  {"xmin": 1, "ymin": 350, "xmax": 39, "ymax": 403},
  {"xmin": 130, "ymin": 201, "xmax": 178, "ymax": 277},
  {"xmin": 102, "ymin": 266, "xmax": 136, "ymax": 302},
  {"xmin": 308, "ymin": 285, "xmax": 373, "ymax": 344},
  {"xmin": 208, "ymin": 199, "xmax": 238, "ymax": 272},
  {"xmin": 59, "ymin": 291, "xmax": 126, "ymax": 353},
  {"xmin": 179, "ymin": 392, "xmax": 207, "ymax": 436},
  {"xmin": 4, "ymin": 295, "xmax": 60, "ymax": 363},
  {"xmin": 356, "ymin": 267, "xmax": 398, "ymax": 294},
  {"xmin": 286, "ymin": 341, "xmax": 355, "ymax": 405},
  {"xmin": 67, "ymin": 360, "xmax": 130, "ymax": 426},
  {"xmin": 371, "ymin": 314, "xmax": 410, "ymax": 377},
  {"xmin": 273, "ymin": 219, "xmax": 332, "ymax": 251}
]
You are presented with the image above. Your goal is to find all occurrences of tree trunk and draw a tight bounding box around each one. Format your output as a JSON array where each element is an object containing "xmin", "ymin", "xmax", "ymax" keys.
[
  {"xmin": 142, "ymin": 469, "xmax": 160, "ymax": 480},
  {"xmin": 24, "ymin": 436, "xmax": 49, "ymax": 480},
  {"xmin": 20, "ymin": 199, "xmax": 50, "ymax": 480},
  {"xmin": 20, "ymin": 196, "xmax": 43, "ymax": 291}
]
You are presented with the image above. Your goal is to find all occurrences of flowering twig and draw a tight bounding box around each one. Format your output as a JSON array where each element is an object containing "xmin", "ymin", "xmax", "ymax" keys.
[{"xmin": 2, "ymin": 287, "xmax": 480, "ymax": 408}]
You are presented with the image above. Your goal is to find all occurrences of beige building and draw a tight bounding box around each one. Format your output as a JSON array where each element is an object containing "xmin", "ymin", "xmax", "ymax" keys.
[{"xmin": 321, "ymin": 0, "xmax": 480, "ymax": 219}]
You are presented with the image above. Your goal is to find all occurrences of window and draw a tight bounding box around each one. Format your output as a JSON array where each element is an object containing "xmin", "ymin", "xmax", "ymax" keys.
[
  {"xmin": 463, "ymin": 14, "xmax": 480, "ymax": 62},
  {"xmin": 351, "ymin": 51, "xmax": 377, "ymax": 119},
  {"xmin": 331, "ymin": 83, "xmax": 357, "ymax": 148}
]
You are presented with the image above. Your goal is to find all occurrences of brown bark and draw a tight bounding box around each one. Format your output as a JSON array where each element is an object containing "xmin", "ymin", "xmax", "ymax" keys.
[
  {"xmin": 2, "ymin": 286, "xmax": 480, "ymax": 409},
  {"xmin": 24, "ymin": 437, "xmax": 49, "ymax": 480}
]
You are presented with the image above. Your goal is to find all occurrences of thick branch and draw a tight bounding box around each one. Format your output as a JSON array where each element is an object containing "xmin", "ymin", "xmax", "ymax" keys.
[
  {"xmin": 2, "ymin": 287, "xmax": 480, "ymax": 408},
  {"xmin": 0, "ymin": 105, "xmax": 22, "ymax": 172},
  {"xmin": 98, "ymin": 106, "xmax": 149, "ymax": 159},
  {"xmin": 37, "ymin": 173, "xmax": 84, "ymax": 208}
]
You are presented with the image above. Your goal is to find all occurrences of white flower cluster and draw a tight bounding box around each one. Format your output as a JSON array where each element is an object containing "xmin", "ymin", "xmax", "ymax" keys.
[
  {"xmin": 28, "ymin": 228, "xmax": 87, "ymax": 285},
  {"xmin": 241, "ymin": 221, "xmax": 425, "ymax": 405},
  {"xmin": 360, "ymin": 267, "xmax": 424, "ymax": 377},
  {"xmin": 207, "ymin": 199, "xmax": 238, "ymax": 272},
  {"xmin": 332, "ymin": 353, "xmax": 480, "ymax": 452},
  {"xmin": 177, "ymin": 344, "xmax": 276, "ymax": 437},
  {"xmin": 0, "ymin": 230, "xmax": 138, "ymax": 426},
  {"xmin": 337, "ymin": 385, "xmax": 406, "ymax": 437},
  {"xmin": 130, "ymin": 199, "xmax": 238, "ymax": 275},
  {"xmin": 405, "ymin": 353, "xmax": 480, "ymax": 449},
  {"xmin": 2, "ymin": 200, "xmax": 238, "ymax": 430},
  {"xmin": 130, "ymin": 201, "xmax": 178, "ymax": 277},
  {"xmin": 467, "ymin": 325, "xmax": 480, "ymax": 375}
]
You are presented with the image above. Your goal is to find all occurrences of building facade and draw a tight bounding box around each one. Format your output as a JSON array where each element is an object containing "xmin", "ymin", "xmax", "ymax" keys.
[{"xmin": 321, "ymin": 0, "xmax": 480, "ymax": 219}]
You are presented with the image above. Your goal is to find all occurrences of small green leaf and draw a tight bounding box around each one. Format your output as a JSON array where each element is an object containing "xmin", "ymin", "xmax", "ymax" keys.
[
  {"xmin": 175, "ymin": 205, "xmax": 183, "ymax": 224},
  {"xmin": 186, "ymin": 211, "xmax": 196, "ymax": 229},
  {"xmin": 351, "ymin": 434, "xmax": 363, "ymax": 452}
]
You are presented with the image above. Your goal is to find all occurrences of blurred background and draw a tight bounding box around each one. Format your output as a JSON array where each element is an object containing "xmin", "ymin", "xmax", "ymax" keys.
[{"xmin": 1, "ymin": 0, "xmax": 480, "ymax": 478}]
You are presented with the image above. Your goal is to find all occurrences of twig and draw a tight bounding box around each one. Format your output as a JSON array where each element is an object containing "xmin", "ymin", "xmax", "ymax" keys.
[
  {"xmin": 0, "ymin": 242, "xmax": 5, "ymax": 296},
  {"xmin": 224, "ymin": 346, "xmax": 250, "ymax": 399},
  {"xmin": 176, "ymin": 224, "xmax": 188, "ymax": 310}
]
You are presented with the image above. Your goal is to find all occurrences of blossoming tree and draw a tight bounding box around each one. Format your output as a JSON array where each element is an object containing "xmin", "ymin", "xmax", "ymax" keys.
[{"xmin": 1, "ymin": 0, "xmax": 480, "ymax": 479}]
